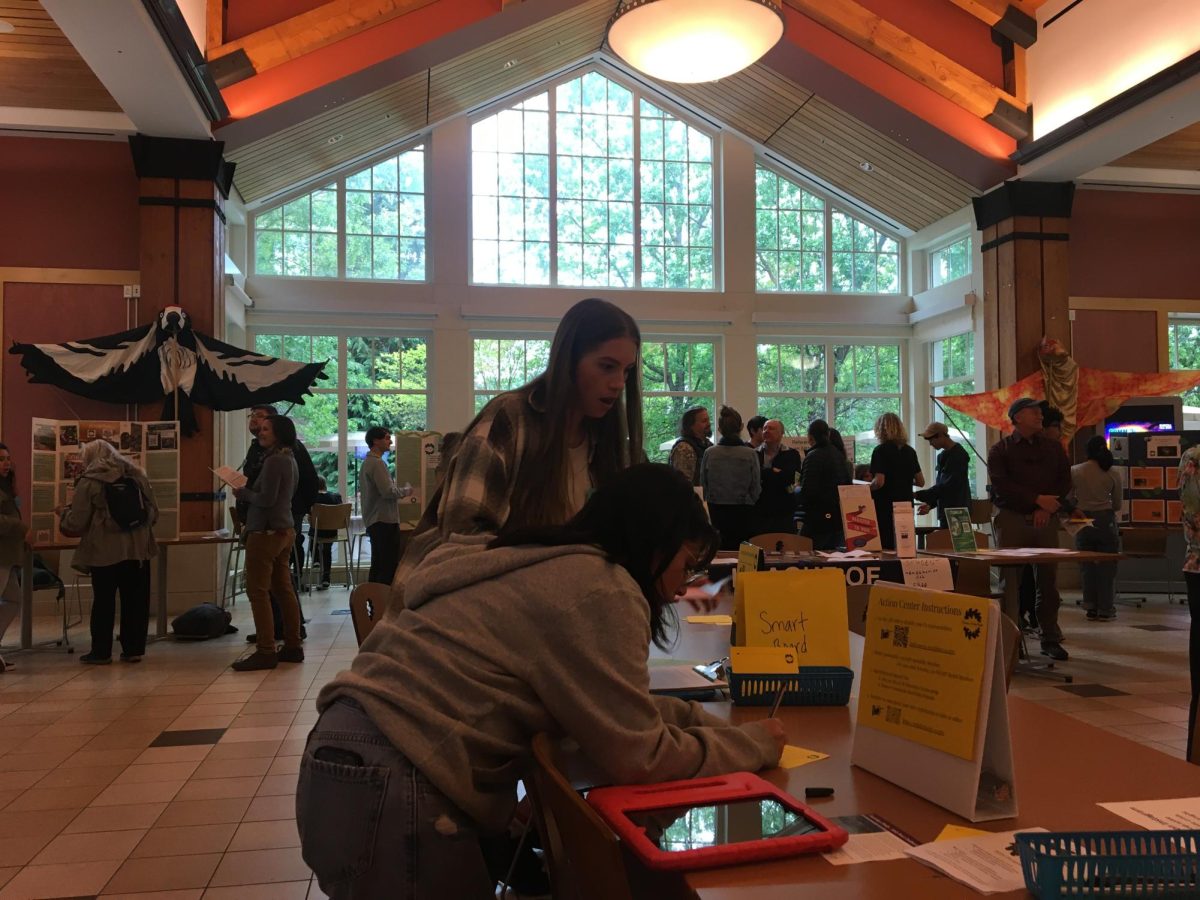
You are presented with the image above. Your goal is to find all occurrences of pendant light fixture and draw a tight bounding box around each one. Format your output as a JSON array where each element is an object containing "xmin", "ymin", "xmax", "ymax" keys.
[{"xmin": 606, "ymin": 0, "xmax": 786, "ymax": 84}]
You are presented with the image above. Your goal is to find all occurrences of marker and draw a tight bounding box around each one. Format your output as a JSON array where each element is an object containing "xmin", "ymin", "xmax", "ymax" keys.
[
  {"xmin": 768, "ymin": 683, "xmax": 787, "ymax": 718},
  {"xmin": 804, "ymin": 787, "xmax": 834, "ymax": 799}
]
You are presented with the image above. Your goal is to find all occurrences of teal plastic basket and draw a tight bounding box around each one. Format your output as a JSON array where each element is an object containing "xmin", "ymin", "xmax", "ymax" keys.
[
  {"xmin": 727, "ymin": 666, "xmax": 853, "ymax": 707},
  {"xmin": 1016, "ymin": 830, "xmax": 1200, "ymax": 898}
]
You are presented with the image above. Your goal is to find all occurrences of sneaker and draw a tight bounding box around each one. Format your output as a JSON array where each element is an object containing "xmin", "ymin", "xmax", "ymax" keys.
[
  {"xmin": 232, "ymin": 651, "xmax": 278, "ymax": 671},
  {"xmin": 120, "ymin": 653, "xmax": 143, "ymax": 663},
  {"xmin": 1040, "ymin": 641, "xmax": 1069, "ymax": 661},
  {"xmin": 80, "ymin": 653, "xmax": 112, "ymax": 665},
  {"xmin": 1085, "ymin": 609, "xmax": 1098, "ymax": 620},
  {"xmin": 1096, "ymin": 611, "xmax": 1117, "ymax": 621},
  {"xmin": 319, "ymin": 582, "xmax": 330, "ymax": 591},
  {"xmin": 278, "ymin": 646, "xmax": 304, "ymax": 663},
  {"xmin": 0, "ymin": 654, "xmax": 11, "ymax": 672}
]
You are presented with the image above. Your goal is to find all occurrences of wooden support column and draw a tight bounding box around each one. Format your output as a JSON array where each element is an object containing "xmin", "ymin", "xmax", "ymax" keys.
[
  {"xmin": 129, "ymin": 136, "xmax": 234, "ymax": 533},
  {"xmin": 973, "ymin": 182, "xmax": 1075, "ymax": 391}
]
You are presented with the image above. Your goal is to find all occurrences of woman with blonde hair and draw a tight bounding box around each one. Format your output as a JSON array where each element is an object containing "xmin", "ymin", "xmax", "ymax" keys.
[
  {"xmin": 868, "ymin": 412, "xmax": 924, "ymax": 550},
  {"xmin": 60, "ymin": 439, "xmax": 157, "ymax": 664}
]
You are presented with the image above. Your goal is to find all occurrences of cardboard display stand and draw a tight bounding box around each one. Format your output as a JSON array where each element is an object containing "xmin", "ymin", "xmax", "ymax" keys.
[
  {"xmin": 1112, "ymin": 431, "xmax": 1199, "ymax": 526},
  {"xmin": 838, "ymin": 484, "xmax": 880, "ymax": 550},
  {"xmin": 852, "ymin": 583, "xmax": 1015, "ymax": 823},
  {"xmin": 391, "ymin": 431, "xmax": 442, "ymax": 528}
]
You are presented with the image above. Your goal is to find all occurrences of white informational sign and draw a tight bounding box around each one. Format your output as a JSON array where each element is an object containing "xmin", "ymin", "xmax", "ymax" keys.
[
  {"xmin": 905, "ymin": 828, "xmax": 1047, "ymax": 894},
  {"xmin": 1099, "ymin": 797, "xmax": 1200, "ymax": 830},
  {"xmin": 900, "ymin": 557, "xmax": 955, "ymax": 591},
  {"xmin": 838, "ymin": 484, "xmax": 880, "ymax": 551},
  {"xmin": 1147, "ymin": 436, "xmax": 1182, "ymax": 459},
  {"xmin": 893, "ymin": 502, "xmax": 916, "ymax": 558}
]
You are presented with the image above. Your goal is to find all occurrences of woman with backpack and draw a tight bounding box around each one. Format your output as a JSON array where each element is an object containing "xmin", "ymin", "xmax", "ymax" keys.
[
  {"xmin": 0, "ymin": 443, "xmax": 29, "ymax": 672},
  {"xmin": 59, "ymin": 440, "xmax": 158, "ymax": 664}
]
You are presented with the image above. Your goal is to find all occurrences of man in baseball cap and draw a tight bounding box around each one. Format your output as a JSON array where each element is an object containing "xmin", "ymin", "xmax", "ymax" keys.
[
  {"xmin": 987, "ymin": 397, "xmax": 1072, "ymax": 661},
  {"xmin": 914, "ymin": 422, "xmax": 970, "ymax": 527}
]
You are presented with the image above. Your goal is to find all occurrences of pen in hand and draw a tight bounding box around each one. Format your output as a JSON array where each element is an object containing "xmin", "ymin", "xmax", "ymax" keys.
[{"xmin": 768, "ymin": 683, "xmax": 787, "ymax": 719}]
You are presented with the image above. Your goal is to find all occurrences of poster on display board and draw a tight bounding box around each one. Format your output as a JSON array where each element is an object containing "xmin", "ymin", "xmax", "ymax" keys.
[
  {"xmin": 391, "ymin": 431, "xmax": 443, "ymax": 528},
  {"xmin": 30, "ymin": 418, "xmax": 181, "ymax": 544}
]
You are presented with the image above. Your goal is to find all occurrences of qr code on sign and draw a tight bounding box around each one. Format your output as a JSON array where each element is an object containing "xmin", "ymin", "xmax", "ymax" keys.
[
  {"xmin": 886, "ymin": 706, "xmax": 901, "ymax": 724},
  {"xmin": 892, "ymin": 625, "xmax": 909, "ymax": 648}
]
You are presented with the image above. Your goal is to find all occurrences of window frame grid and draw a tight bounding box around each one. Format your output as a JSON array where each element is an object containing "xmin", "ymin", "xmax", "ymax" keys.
[
  {"xmin": 470, "ymin": 335, "xmax": 554, "ymax": 411},
  {"xmin": 1168, "ymin": 318, "xmax": 1200, "ymax": 410},
  {"xmin": 928, "ymin": 234, "xmax": 972, "ymax": 289},
  {"xmin": 640, "ymin": 335, "xmax": 722, "ymax": 461}
]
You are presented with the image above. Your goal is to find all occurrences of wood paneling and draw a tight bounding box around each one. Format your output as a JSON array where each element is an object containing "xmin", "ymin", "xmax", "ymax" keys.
[
  {"xmin": 1110, "ymin": 122, "xmax": 1200, "ymax": 172},
  {"xmin": 652, "ymin": 64, "xmax": 809, "ymax": 145},
  {"xmin": 1072, "ymin": 310, "xmax": 1158, "ymax": 373},
  {"xmin": 0, "ymin": 1, "xmax": 120, "ymax": 110}
]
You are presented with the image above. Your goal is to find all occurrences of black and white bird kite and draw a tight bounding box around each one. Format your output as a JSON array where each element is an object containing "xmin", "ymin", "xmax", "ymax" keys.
[{"xmin": 9, "ymin": 306, "xmax": 328, "ymax": 435}]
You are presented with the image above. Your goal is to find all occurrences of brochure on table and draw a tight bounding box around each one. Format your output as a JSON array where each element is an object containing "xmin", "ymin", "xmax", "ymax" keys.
[
  {"xmin": 31, "ymin": 418, "xmax": 181, "ymax": 543},
  {"xmin": 851, "ymin": 582, "xmax": 1015, "ymax": 822},
  {"xmin": 945, "ymin": 507, "xmax": 976, "ymax": 552},
  {"xmin": 392, "ymin": 431, "xmax": 442, "ymax": 528},
  {"xmin": 839, "ymin": 484, "xmax": 880, "ymax": 550}
]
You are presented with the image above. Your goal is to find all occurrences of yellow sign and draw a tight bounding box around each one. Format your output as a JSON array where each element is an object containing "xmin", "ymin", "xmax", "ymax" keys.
[
  {"xmin": 856, "ymin": 583, "xmax": 989, "ymax": 761},
  {"xmin": 737, "ymin": 541, "xmax": 763, "ymax": 573},
  {"xmin": 685, "ymin": 615, "xmax": 733, "ymax": 625},
  {"xmin": 730, "ymin": 645, "xmax": 800, "ymax": 674},
  {"xmin": 935, "ymin": 825, "xmax": 989, "ymax": 842},
  {"xmin": 738, "ymin": 569, "xmax": 851, "ymax": 667},
  {"xmin": 779, "ymin": 745, "xmax": 829, "ymax": 769}
]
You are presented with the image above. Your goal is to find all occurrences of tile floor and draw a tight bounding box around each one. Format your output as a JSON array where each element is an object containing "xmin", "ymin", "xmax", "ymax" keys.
[{"xmin": 0, "ymin": 584, "xmax": 1195, "ymax": 898}]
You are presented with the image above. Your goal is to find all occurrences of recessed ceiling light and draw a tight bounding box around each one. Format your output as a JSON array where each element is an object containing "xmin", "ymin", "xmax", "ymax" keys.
[
  {"xmin": 0, "ymin": 20, "xmax": 15, "ymax": 34},
  {"xmin": 327, "ymin": 135, "xmax": 343, "ymax": 145},
  {"xmin": 859, "ymin": 161, "xmax": 874, "ymax": 172},
  {"xmin": 503, "ymin": 59, "xmax": 519, "ymax": 69}
]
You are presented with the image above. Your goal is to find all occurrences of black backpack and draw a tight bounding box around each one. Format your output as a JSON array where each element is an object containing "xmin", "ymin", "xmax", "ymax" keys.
[
  {"xmin": 104, "ymin": 476, "xmax": 148, "ymax": 531},
  {"xmin": 171, "ymin": 603, "xmax": 237, "ymax": 640}
]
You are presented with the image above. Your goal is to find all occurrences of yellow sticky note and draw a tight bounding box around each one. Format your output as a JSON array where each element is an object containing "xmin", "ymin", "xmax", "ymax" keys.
[
  {"xmin": 740, "ymin": 569, "xmax": 851, "ymax": 667},
  {"xmin": 731, "ymin": 645, "xmax": 800, "ymax": 675},
  {"xmin": 686, "ymin": 615, "xmax": 733, "ymax": 625},
  {"xmin": 779, "ymin": 745, "xmax": 828, "ymax": 769},
  {"xmin": 935, "ymin": 824, "xmax": 989, "ymax": 842}
]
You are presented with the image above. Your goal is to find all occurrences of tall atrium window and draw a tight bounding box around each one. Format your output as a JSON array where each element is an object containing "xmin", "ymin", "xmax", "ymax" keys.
[
  {"xmin": 831, "ymin": 212, "xmax": 900, "ymax": 294},
  {"xmin": 1168, "ymin": 318, "xmax": 1200, "ymax": 411},
  {"xmin": 473, "ymin": 338, "xmax": 551, "ymax": 411},
  {"xmin": 252, "ymin": 144, "xmax": 426, "ymax": 281},
  {"xmin": 930, "ymin": 331, "xmax": 980, "ymax": 493},
  {"xmin": 642, "ymin": 340, "xmax": 718, "ymax": 461},
  {"xmin": 471, "ymin": 69, "xmax": 716, "ymax": 289}
]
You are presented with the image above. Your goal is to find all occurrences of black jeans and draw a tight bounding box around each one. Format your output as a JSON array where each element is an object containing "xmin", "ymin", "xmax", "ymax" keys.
[
  {"xmin": 1186, "ymin": 572, "xmax": 1200, "ymax": 761},
  {"xmin": 89, "ymin": 559, "xmax": 150, "ymax": 658},
  {"xmin": 367, "ymin": 522, "xmax": 401, "ymax": 586}
]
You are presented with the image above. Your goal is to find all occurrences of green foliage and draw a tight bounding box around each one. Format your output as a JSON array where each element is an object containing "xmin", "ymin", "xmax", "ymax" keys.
[
  {"xmin": 930, "ymin": 236, "xmax": 971, "ymax": 287},
  {"xmin": 1169, "ymin": 323, "xmax": 1200, "ymax": 408}
]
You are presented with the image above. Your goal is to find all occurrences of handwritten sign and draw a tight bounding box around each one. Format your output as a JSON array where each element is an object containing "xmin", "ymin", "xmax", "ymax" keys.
[
  {"xmin": 900, "ymin": 557, "xmax": 955, "ymax": 591},
  {"xmin": 740, "ymin": 569, "xmax": 850, "ymax": 667}
]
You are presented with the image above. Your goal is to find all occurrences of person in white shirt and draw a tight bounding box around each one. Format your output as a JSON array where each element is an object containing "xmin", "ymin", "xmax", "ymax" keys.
[{"xmin": 359, "ymin": 427, "xmax": 411, "ymax": 585}]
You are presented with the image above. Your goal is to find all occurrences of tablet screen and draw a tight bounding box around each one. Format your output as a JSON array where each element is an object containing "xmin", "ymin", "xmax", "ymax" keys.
[{"xmin": 626, "ymin": 798, "xmax": 824, "ymax": 851}]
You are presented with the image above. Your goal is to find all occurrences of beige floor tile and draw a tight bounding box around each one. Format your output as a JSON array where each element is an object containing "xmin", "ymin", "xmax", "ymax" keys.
[
  {"xmin": 66, "ymin": 806, "xmax": 170, "ymax": 835},
  {"xmin": 175, "ymin": 776, "xmax": 263, "ymax": 802},
  {"xmin": 206, "ymin": 741, "xmax": 282, "ymax": 761},
  {"xmin": 92, "ymin": 779, "xmax": 186, "ymax": 807},
  {"xmin": 0, "ymin": 791, "xmax": 18, "ymax": 809},
  {"xmin": 1137, "ymin": 705, "xmax": 1192, "ymax": 723},
  {"xmin": 84, "ymin": 731, "xmax": 163, "ymax": 752},
  {"xmin": 131, "ymin": 823, "xmax": 237, "ymax": 859},
  {"xmin": 218, "ymin": 726, "xmax": 291, "ymax": 744},
  {"xmin": 0, "ymin": 835, "xmax": 55, "ymax": 869},
  {"xmin": 203, "ymin": 880, "xmax": 311, "ymax": 899},
  {"xmin": 67, "ymin": 747, "xmax": 146, "ymax": 769},
  {"xmin": 192, "ymin": 756, "xmax": 273, "ymax": 781},
  {"xmin": 36, "ymin": 764, "xmax": 126, "ymax": 789},
  {"xmin": 0, "ymin": 772, "xmax": 43, "ymax": 792},
  {"xmin": 276, "ymin": 739, "xmax": 307, "ymax": 757},
  {"xmin": 0, "ymin": 871, "xmax": 14, "ymax": 892},
  {"xmin": 1068, "ymin": 708, "xmax": 1158, "ymax": 727},
  {"xmin": 37, "ymin": 719, "xmax": 112, "ymax": 737},
  {"xmin": 0, "ymin": 808, "xmax": 77, "ymax": 839},
  {"xmin": 208, "ymin": 847, "xmax": 311, "ymax": 887},
  {"xmin": 101, "ymin": 890, "xmax": 204, "ymax": 899},
  {"xmin": 5, "ymin": 782, "xmax": 107, "ymax": 811},
  {"xmin": 155, "ymin": 797, "xmax": 253, "ymax": 828},
  {"xmin": 241, "ymin": 701, "xmax": 303, "ymax": 716},
  {"xmin": 182, "ymin": 703, "xmax": 247, "ymax": 717},
  {"xmin": 256, "ymin": 773, "xmax": 298, "ymax": 797},
  {"xmin": 1114, "ymin": 722, "xmax": 1191, "ymax": 742},
  {"xmin": 114, "ymin": 761, "xmax": 204, "ymax": 785},
  {"xmin": 266, "ymin": 756, "xmax": 301, "ymax": 777},
  {"xmin": 103, "ymin": 853, "xmax": 224, "ymax": 895},
  {"xmin": 228, "ymin": 820, "xmax": 301, "ymax": 853},
  {"xmin": 0, "ymin": 858, "xmax": 122, "ymax": 899},
  {"xmin": 1033, "ymin": 697, "xmax": 1110, "ymax": 714},
  {"xmin": 134, "ymin": 746, "xmax": 214, "ymax": 766},
  {"xmin": 31, "ymin": 828, "xmax": 146, "ymax": 865},
  {"xmin": 0, "ymin": 752, "xmax": 65, "ymax": 773},
  {"xmin": 15, "ymin": 733, "xmax": 94, "ymax": 755},
  {"xmin": 242, "ymin": 795, "xmax": 295, "ymax": 823},
  {"xmin": 229, "ymin": 714, "xmax": 297, "ymax": 730}
]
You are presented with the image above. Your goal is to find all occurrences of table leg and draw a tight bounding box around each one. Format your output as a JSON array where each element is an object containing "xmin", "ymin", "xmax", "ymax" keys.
[
  {"xmin": 21, "ymin": 549, "xmax": 33, "ymax": 650},
  {"xmin": 156, "ymin": 547, "xmax": 169, "ymax": 639}
]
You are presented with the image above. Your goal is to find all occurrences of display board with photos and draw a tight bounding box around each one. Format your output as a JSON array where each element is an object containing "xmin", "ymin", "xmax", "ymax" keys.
[
  {"xmin": 1108, "ymin": 431, "xmax": 1199, "ymax": 527},
  {"xmin": 30, "ymin": 418, "xmax": 181, "ymax": 544}
]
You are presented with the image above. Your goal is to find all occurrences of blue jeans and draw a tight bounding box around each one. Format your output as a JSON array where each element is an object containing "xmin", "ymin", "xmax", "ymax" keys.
[
  {"xmin": 296, "ymin": 697, "xmax": 495, "ymax": 899},
  {"xmin": 1075, "ymin": 510, "xmax": 1119, "ymax": 615}
]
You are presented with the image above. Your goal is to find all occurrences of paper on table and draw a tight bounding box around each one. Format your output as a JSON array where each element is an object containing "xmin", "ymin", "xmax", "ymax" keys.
[
  {"xmin": 935, "ymin": 824, "xmax": 989, "ymax": 842},
  {"xmin": 685, "ymin": 614, "xmax": 733, "ymax": 625},
  {"xmin": 1099, "ymin": 797, "xmax": 1200, "ymax": 830},
  {"xmin": 823, "ymin": 814, "xmax": 917, "ymax": 866},
  {"xmin": 778, "ymin": 745, "xmax": 828, "ymax": 768},
  {"xmin": 905, "ymin": 828, "xmax": 1046, "ymax": 894},
  {"xmin": 817, "ymin": 549, "xmax": 876, "ymax": 560},
  {"xmin": 211, "ymin": 466, "xmax": 247, "ymax": 489}
]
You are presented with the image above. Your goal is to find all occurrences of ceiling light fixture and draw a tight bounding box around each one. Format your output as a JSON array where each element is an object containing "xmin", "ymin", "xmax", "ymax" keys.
[{"xmin": 607, "ymin": 0, "xmax": 785, "ymax": 84}]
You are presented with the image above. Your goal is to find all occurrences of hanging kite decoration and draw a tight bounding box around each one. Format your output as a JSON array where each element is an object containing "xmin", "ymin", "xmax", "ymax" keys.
[
  {"xmin": 9, "ymin": 306, "xmax": 328, "ymax": 436},
  {"xmin": 935, "ymin": 337, "xmax": 1200, "ymax": 444}
]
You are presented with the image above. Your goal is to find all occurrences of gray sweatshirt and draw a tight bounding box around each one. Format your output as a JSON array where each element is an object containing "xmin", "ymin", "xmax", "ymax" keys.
[
  {"xmin": 1071, "ymin": 461, "xmax": 1123, "ymax": 513},
  {"xmin": 61, "ymin": 459, "xmax": 158, "ymax": 573},
  {"xmin": 359, "ymin": 453, "xmax": 407, "ymax": 528},
  {"xmin": 236, "ymin": 450, "xmax": 297, "ymax": 532},
  {"xmin": 320, "ymin": 538, "xmax": 780, "ymax": 831}
]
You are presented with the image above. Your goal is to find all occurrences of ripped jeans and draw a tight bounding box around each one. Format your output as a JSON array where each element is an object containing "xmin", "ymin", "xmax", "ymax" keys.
[{"xmin": 296, "ymin": 697, "xmax": 496, "ymax": 900}]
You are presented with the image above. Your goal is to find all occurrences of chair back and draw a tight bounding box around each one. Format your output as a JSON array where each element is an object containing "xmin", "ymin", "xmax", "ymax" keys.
[
  {"xmin": 969, "ymin": 499, "xmax": 994, "ymax": 526},
  {"xmin": 310, "ymin": 502, "xmax": 352, "ymax": 534},
  {"xmin": 924, "ymin": 529, "xmax": 951, "ymax": 550},
  {"xmin": 526, "ymin": 733, "xmax": 633, "ymax": 900},
  {"xmin": 349, "ymin": 582, "xmax": 391, "ymax": 645},
  {"xmin": 748, "ymin": 532, "xmax": 813, "ymax": 553},
  {"xmin": 923, "ymin": 530, "xmax": 993, "ymax": 597},
  {"xmin": 1119, "ymin": 526, "xmax": 1168, "ymax": 557},
  {"xmin": 228, "ymin": 506, "xmax": 244, "ymax": 536}
]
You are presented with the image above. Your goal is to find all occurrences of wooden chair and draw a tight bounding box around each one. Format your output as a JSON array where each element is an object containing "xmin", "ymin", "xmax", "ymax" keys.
[
  {"xmin": 221, "ymin": 506, "xmax": 245, "ymax": 608},
  {"xmin": 748, "ymin": 532, "xmax": 813, "ymax": 553},
  {"xmin": 349, "ymin": 582, "xmax": 391, "ymax": 646},
  {"xmin": 525, "ymin": 733, "xmax": 633, "ymax": 900},
  {"xmin": 925, "ymin": 529, "xmax": 994, "ymax": 597},
  {"xmin": 305, "ymin": 502, "xmax": 354, "ymax": 591}
]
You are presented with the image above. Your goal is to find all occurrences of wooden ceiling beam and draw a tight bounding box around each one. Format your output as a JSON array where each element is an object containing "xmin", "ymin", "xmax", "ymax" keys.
[
  {"xmin": 207, "ymin": 0, "xmax": 438, "ymax": 83},
  {"xmin": 783, "ymin": 0, "xmax": 1030, "ymax": 138},
  {"xmin": 945, "ymin": 0, "xmax": 1037, "ymax": 47},
  {"xmin": 205, "ymin": 0, "xmax": 224, "ymax": 55}
]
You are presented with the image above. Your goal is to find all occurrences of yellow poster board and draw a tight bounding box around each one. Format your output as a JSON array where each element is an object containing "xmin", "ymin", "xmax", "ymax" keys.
[
  {"xmin": 737, "ymin": 541, "xmax": 763, "ymax": 573},
  {"xmin": 856, "ymin": 582, "xmax": 989, "ymax": 761},
  {"xmin": 738, "ymin": 569, "xmax": 850, "ymax": 667}
]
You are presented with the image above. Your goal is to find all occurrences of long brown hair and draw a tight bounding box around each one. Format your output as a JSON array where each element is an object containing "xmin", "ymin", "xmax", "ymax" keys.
[
  {"xmin": 0, "ymin": 442, "xmax": 14, "ymax": 500},
  {"xmin": 509, "ymin": 298, "xmax": 645, "ymax": 528}
]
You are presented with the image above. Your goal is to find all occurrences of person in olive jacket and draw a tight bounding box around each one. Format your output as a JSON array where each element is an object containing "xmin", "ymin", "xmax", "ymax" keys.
[
  {"xmin": 798, "ymin": 420, "xmax": 851, "ymax": 550},
  {"xmin": 0, "ymin": 442, "xmax": 28, "ymax": 672}
]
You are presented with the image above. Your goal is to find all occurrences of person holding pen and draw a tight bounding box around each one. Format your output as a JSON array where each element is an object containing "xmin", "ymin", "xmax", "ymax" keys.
[
  {"xmin": 359, "ymin": 427, "xmax": 412, "ymax": 586},
  {"xmin": 297, "ymin": 464, "xmax": 786, "ymax": 898}
]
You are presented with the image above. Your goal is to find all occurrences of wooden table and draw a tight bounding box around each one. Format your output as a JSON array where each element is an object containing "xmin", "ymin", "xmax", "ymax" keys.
[
  {"xmin": 648, "ymin": 599, "xmax": 1200, "ymax": 898},
  {"xmin": 17, "ymin": 532, "xmax": 237, "ymax": 650},
  {"xmin": 921, "ymin": 548, "xmax": 1123, "ymax": 566}
]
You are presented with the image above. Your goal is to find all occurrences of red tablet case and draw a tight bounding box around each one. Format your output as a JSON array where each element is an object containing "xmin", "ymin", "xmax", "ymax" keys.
[{"xmin": 586, "ymin": 771, "xmax": 848, "ymax": 871}]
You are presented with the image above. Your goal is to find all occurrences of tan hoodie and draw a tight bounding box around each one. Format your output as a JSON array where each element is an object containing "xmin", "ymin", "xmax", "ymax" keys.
[
  {"xmin": 60, "ymin": 458, "xmax": 158, "ymax": 573},
  {"xmin": 320, "ymin": 536, "xmax": 781, "ymax": 832}
]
